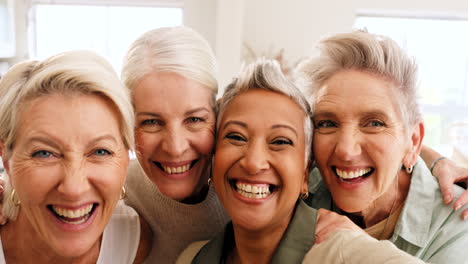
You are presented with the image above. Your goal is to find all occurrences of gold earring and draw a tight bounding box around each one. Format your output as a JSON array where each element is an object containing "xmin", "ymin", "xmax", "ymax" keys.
[
  {"xmin": 120, "ymin": 186, "xmax": 126, "ymax": 200},
  {"xmin": 301, "ymin": 191, "xmax": 309, "ymax": 200},
  {"xmin": 10, "ymin": 189, "xmax": 20, "ymax": 206}
]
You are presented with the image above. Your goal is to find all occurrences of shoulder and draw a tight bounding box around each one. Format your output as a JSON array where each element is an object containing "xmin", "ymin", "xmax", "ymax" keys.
[
  {"xmin": 176, "ymin": 240, "xmax": 209, "ymax": 264},
  {"xmin": 99, "ymin": 202, "xmax": 142, "ymax": 263},
  {"xmin": 133, "ymin": 215, "xmax": 152, "ymax": 264}
]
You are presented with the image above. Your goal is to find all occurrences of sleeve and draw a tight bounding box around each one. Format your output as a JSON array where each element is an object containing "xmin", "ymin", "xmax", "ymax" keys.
[{"xmin": 302, "ymin": 230, "xmax": 426, "ymax": 264}]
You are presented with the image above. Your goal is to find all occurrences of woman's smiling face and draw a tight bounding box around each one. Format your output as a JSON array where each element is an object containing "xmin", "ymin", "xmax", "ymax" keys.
[
  {"xmin": 213, "ymin": 89, "xmax": 309, "ymax": 232},
  {"xmin": 312, "ymin": 70, "xmax": 417, "ymax": 213},
  {"xmin": 133, "ymin": 72, "xmax": 215, "ymax": 201},
  {"xmin": 4, "ymin": 93, "xmax": 129, "ymax": 257}
]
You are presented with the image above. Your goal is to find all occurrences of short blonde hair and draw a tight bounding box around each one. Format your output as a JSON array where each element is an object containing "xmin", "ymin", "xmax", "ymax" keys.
[
  {"xmin": 218, "ymin": 59, "xmax": 313, "ymax": 165},
  {"xmin": 0, "ymin": 50, "xmax": 134, "ymax": 219},
  {"xmin": 296, "ymin": 30, "xmax": 421, "ymax": 127},
  {"xmin": 121, "ymin": 26, "xmax": 218, "ymax": 108}
]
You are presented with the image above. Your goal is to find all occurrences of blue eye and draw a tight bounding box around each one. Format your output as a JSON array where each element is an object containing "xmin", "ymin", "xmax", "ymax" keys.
[
  {"xmin": 368, "ymin": 120, "xmax": 385, "ymax": 127},
  {"xmin": 94, "ymin": 149, "xmax": 112, "ymax": 156},
  {"xmin": 32, "ymin": 150, "xmax": 52, "ymax": 158}
]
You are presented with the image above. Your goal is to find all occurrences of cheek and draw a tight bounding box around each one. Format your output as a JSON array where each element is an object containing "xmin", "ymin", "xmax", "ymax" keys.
[
  {"xmin": 193, "ymin": 130, "xmax": 215, "ymax": 156},
  {"xmin": 135, "ymin": 131, "xmax": 160, "ymax": 157}
]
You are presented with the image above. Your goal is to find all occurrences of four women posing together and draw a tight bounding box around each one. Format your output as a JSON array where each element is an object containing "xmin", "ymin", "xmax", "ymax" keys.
[{"xmin": 0, "ymin": 26, "xmax": 467, "ymax": 263}]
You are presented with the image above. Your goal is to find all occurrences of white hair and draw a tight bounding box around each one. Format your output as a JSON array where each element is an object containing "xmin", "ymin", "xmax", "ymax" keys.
[
  {"xmin": 218, "ymin": 59, "xmax": 313, "ymax": 165},
  {"xmin": 0, "ymin": 50, "xmax": 134, "ymax": 220},
  {"xmin": 295, "ymin": 30, "xmax": 421, "ymax": 128},
  {"xmin": 121, "ymin": 26, "xmax": 218, "ymax": 108}
]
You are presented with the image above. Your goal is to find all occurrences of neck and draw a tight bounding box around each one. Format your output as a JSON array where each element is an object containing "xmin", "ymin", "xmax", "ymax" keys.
[
  {"xmin": 349, "ymin": 169, "xmax": 411, "ymax": 228},
  {"xmin": 229, "ymin": 212, "xmax": 293, "ymax": 264},
  {"xmin": 0, "ymin": 211, "xmax": 100, "ymax": 263}
]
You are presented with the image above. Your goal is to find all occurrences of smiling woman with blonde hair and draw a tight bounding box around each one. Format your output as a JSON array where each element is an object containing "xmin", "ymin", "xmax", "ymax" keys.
[{"xmin": 0, "ymin": 50, "xmax": 150, "ymax": 263}]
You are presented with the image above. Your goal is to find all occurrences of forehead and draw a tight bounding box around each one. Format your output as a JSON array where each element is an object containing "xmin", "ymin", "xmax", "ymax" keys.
[
  {"xmin": 133, "ymin": 72, "xmax": 212, "ymax": 112},
  {"xmin": 220, "ymin": 89, "xmax": 306, "ymax": 130},
  {"xmin": 314, "ymin": 70, "xmax": 402, "ymax": 118},
  {"xmin": 16, "ymin": 93, "xmax": 121, "ymax": 141}
]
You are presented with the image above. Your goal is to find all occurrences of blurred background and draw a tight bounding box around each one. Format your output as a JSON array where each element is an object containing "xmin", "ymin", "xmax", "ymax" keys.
[{"xmin": 0, "ymin": 0, "xmax": 467, "ymax": 167}]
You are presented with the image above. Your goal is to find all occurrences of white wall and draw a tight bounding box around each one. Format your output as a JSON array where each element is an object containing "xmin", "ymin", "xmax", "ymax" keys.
[
  {"xmin": 5, "ymin": 0, "xmax": 468, "ymax": 84},
  {"xmin": 241, "ymin": 0, "xmax": 468, "ymax": 65}
]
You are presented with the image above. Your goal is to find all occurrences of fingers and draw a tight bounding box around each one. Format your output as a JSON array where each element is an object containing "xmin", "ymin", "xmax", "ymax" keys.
[
  {"xmin": 437, "ymin": 173, "xmax": 454, "ymax": 204},
  {"xmin": 453, "ymin": 190, "xmax": 468, "ymax": 220}
]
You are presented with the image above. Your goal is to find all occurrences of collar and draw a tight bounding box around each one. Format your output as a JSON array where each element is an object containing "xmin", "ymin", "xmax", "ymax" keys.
[
  {"xmin": 390, "ymin": 158, "xmax": 445, "ymax": 247},
  {"xmin": 192, "ymin": 200, "xmax": 317, "ymax": 263}
]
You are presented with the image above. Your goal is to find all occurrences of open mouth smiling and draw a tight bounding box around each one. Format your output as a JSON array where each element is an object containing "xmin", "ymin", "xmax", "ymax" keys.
[
  {"xmin": 229, "ymin": 180, "xmax": 278, "ymax": 199},
  {"xmin": 48, "ymin": 203, "xmax": 98, "ymax": 225},
  {"xmin": 153, "ymin": 160, "xmax": 199, "ymax": 174},
  {"xmin": 332, "ymin": 166, "xmax": 374, "ymax": 183}
]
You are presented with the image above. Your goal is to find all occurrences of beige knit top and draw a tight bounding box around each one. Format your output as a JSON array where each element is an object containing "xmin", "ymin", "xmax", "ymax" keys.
[{"xmin": 124, "ymin": 160, "xmax": 230, "ymax": 263}]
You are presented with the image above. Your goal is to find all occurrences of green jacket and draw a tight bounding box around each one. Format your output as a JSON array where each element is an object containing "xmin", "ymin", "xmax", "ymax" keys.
[{"xmin": 192, "ymin": 200, "xmax": 318, "ymax": 264}]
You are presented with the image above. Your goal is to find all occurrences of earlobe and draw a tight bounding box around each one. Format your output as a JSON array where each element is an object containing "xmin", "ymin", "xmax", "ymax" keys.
[
  {"xmin": 302, "ymin": 168, "xmax": 310, "ymax": 194},
  {"xmin": 405, "ymin": 122, "xmax": 425, "ymax": 166}
]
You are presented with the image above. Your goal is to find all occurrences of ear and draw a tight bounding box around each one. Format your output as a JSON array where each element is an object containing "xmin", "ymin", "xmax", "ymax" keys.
[
  {"xmin": 403, "ymin": 122, "xmax": 425, "ymax": 167},
  {"xmin": 301, "ymin": 165, "xmax": 310, "ymax": 194}
]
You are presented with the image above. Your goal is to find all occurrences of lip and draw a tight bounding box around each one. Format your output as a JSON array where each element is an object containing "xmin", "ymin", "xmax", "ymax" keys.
[
  {"xmin": 47, "ymin": 203, "xmax": 99, "ymax": 232},
  {"xmin": 151, "ymin": 159, "xmax": 200, "ymax": 180}
]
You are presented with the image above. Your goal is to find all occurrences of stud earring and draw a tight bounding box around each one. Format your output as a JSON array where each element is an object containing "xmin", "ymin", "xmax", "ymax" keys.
[{"xmin": 406, "ymin": 165, "xmax": 413, "ymax": 174}]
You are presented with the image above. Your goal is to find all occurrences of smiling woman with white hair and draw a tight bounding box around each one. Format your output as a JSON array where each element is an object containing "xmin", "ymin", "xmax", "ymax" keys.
[
  {"xmin": 121, "ymin": 26, "xmax": 229, "ymax": 263},
  {"xmin": 0, "ymin": 50, "xmax": 150, "ymax": 263},
  {"xmin": 297, "ymin": 30, "xmax": 468, "ymax": 263}
]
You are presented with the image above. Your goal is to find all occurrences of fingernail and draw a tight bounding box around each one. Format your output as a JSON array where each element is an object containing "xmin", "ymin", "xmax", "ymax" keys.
[
  {"xmin": 455, "ymin": 203, "xmax": 461, "ymax": 211},
  {"xmin": 444, "ymin": 194, "xmax": 452, "ymax": 204},
  {"xmin": 464, "ymin": 214, "xmax": 468, "ymax": 221}
]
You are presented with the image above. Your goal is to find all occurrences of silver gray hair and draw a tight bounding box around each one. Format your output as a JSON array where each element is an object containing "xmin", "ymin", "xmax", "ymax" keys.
[
  {"xmin": 121, "ymin": 26, "xmax": 218, "ymax": 108},
  {"xmin": 0, "ymin": 50, "xmax": 134, "ymax": 220},
  {"xmin": 218, "ymin": 59, "xmax": 313, "ymax": 165},
  {"xmin": 295, "ymin": 30, "xmax": 421, "ymax": 128}
]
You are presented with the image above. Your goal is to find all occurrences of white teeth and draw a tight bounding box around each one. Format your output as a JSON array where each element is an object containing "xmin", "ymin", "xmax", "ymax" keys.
[
  {"xmin": 52, "ymin": 204, "xmax": 94, "ymax": 224},
  {"xmin": 235, "ymin": 182, "xmax": 271, "ymax": 199},
  {"xmin": 162, "ymin": 164, "xmax": 191, "ymax": 174},
  {"xmin": 336, "ymin": 168, "xmax": 372, "ymax": 179}
]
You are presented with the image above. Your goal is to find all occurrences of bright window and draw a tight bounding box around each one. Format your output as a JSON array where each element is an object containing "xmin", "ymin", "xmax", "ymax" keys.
[
  {"xmin": 354, "ymin": 16, "xmax": 468, "ymax": 160},
  {"xmin": 31, "ymin": 3, "xmax": 183, "ymax": 72}
]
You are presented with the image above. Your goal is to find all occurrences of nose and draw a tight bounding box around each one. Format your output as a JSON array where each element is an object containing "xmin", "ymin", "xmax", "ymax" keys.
[
  {"xmin": 161, "ymin": 125, "xmax": 190, "ymax": 157},
  {"xmin": 239, "ymin": 141, "xmax": 270, "ymax": 175},
  {"xmin": 57, "ymin": 159, "xmax": 91, "ymax": 200},
  {"xmin": 334, "ymin": 127, "xmax": 362, "ymax": 161}
]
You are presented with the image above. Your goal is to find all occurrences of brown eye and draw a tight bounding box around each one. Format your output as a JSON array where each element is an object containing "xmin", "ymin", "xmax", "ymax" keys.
[{"xmin": 225, "ymin": 133, "xmax": 246, "ymax": 142}]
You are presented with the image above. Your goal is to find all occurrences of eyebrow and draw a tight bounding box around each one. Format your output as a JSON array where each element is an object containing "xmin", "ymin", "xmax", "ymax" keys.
[
  {"xmin": 222, "ymin": 121, "xmax": 298, "ymax": 136},
  {"xmin": 136, "ymin": 107, "xmax": 211, "ymax": 118},
  {"xmin": 185, "ymin": 107, "xmax": 211, "ymax": 116},
  {"xmin": 313, "ymin": 109, "xmax": 391, "ymax": 119},
  {"xmin": 26, "ymin": 134, "xmax": 118, "ymax": 149},
  {"xmin": 272, "ymin": 124, "xmax": 298, "ymax": 136},
  {"xmin": 223, "ymin": 120, "xmax": 247, "ymax": 130}
]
